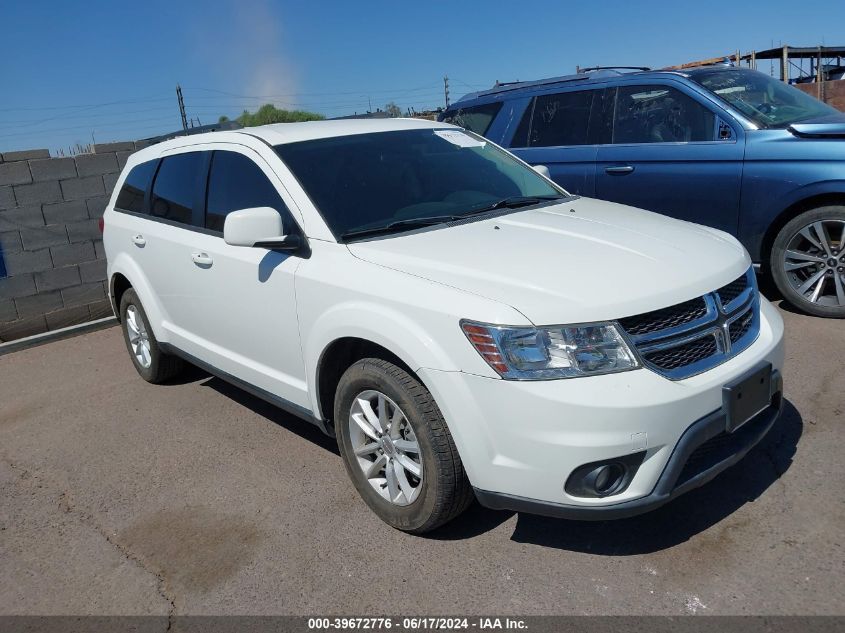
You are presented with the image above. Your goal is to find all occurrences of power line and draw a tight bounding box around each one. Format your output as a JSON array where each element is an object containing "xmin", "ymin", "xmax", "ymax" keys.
[
  {"xmin": 0, "ymin": 96, "xmax": 173, "ymax": 113},
  {"xmin": 0, "ymin": 115, "xmax": 181, "ymax": 140},
  {"xmin": 0, "ymin": 82, "xmax": 444, "ymax": 114},
  {"xmin": 183, "ymin": 83, "xmax": 441, "ymax": 99},
  {"xmin": 0, "ymin": 104, "xmax": 186, "ymax": 129}
]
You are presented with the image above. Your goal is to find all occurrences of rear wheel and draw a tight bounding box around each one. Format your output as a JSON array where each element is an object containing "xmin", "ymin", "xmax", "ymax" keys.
[
  {"xmin": 334, "ymin": 358, "xmax": 473, "ymax": 533},
  {"xmin": 119, "ymin": 289, "xmax": 184, "ymax": 382},
  {"xmin": 771, "ymin": 206, "xmax": 845, "ymax": 318}
]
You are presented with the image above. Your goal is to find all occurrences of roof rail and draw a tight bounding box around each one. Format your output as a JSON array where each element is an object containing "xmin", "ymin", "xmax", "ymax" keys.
[
  {"xmin": 140, "ymin": 120, "xmax": 243, "ymax": 146},
  {"xmin": 454, "ymin": 73, "xmax": 591, "ymax": 102},
  {"xmin": 577, "ymin": 66, "xmax": 651, "ymax": 73}
]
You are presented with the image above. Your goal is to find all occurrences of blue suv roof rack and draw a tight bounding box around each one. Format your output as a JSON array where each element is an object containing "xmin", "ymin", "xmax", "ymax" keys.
[
  {"xmin": 455, "ymin": 67, "xmax": 650, "ymax": 103},
  {"xmin": 578, "ymin": 66, "xmax": 651, "ymax": 72}
]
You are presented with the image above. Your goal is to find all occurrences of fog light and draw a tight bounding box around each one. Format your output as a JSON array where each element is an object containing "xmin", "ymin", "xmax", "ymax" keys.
[
  {"xmin": 564, "ymin": 451, "xmax": 646, "ymax": 499},
  {"xmin": 593, "ymin": 463, "xmax": 625, "ymax": 495}
]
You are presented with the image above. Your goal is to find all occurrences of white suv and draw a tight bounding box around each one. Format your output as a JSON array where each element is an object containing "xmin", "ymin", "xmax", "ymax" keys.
[{"xmin": 104, "ymin": 119, "xmax": 785, "ymax": 533}]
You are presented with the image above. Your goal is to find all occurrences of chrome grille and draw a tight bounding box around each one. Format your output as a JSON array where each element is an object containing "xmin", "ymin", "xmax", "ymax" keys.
[
  {"xmin": 729, "ymin": 310, "xmax": 754, "ymax": 344},
  {"xmin": 618, "ymin": 268, "xmax": 760, "ymax": 380},
  {"xmin": 618, "ymin": 297, "xmax": 707, "ymax": 336},
  {"xmin": 643, "ymin": 334, "xmax": 718, "ymax": 371},
  {"xmin": 716, "ymin": 273, "xmax": 749, "ymax": 309}
]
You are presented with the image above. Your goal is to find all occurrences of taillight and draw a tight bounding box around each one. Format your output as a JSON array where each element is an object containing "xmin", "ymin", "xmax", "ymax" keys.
[
  {"xmin": 98, "ymin": 217, "xmax": 104, "ymax": 234},
  {"xmin": 460, "ymin": 322, "xmax": 508, "ymax": 374}
]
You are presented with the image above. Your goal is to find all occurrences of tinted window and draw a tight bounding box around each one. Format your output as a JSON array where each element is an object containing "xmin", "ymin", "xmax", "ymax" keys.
[
  {"xmin": 275, "ymin": 128, "xmax": 563, "ymax": 239},
  {"xmin": 512, "ymin": 90, "xmax": 594, "ymax": 148},
  {"xmin": 115, "ymin": 160, "xmax": 157, "ymax": 213},
  {"xmin": 206, "ymin": 151, "xmax": 287, "ymax": 232},
  {"xmin": 441, "ymin": 102, "xmax": 503, "ymax": 136},
  {"xmin": 612, "ymin": 85, "xmax": 715, "ymax": 144},
  {"xmin": 151, "ymin": 152, "xmax": 203, "ymax": 224}
]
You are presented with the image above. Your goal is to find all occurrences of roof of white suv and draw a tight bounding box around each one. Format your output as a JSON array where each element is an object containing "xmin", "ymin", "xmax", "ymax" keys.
[
  {"xmin": 136, "ymin": 119, "xmax": 454, "ymax": 159},
  {"xmin": 246, "ymin": 118, "xmax": 451, "ymax": 145}
]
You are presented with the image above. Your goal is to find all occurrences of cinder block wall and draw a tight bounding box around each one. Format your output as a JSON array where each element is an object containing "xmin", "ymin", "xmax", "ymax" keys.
[{"xmin": 0, "ymin": 141, "xmax": 145, "ymax": 343}]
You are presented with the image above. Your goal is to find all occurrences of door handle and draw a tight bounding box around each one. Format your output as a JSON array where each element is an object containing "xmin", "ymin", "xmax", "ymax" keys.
[
  {"xmin": 132, "ymin": 234, "xmax": 146, "ymax": 247},
  {"xmin": 605, "ymin": 165, "xmax": 635, "ymax": 175},
  {"xmin": 191, "ymin": 252, "xmax": 213, "ymax": 267}
]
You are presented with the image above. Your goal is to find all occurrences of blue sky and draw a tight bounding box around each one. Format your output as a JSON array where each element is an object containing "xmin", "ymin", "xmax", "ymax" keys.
[{"xmin": 2, "ymin": 0, "xmax": 843, "ymax": 153}]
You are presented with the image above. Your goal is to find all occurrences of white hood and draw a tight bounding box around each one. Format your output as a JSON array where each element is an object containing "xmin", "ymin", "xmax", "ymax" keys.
[{"xmin": 347, "ymin": 197, "xmax": 750, "ymax": 325}]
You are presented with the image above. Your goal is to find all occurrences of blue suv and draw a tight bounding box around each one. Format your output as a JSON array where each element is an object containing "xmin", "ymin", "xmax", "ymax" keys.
[{"xmin": 440, "ymin": 66, "xmax": 845, "ymax": 318}]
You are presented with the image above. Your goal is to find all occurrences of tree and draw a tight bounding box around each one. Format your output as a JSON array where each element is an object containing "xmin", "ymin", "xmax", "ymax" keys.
[
  {"xmin": 235, "ymin": 104, "xmax": 325, "ymax": 127},
  {"xmin": 385, "ymin": 102, "xmax": 402, "ymax": 118},
  {"xmin": 218, "ymin": 115, "xmax": 230, "ymax": 123}
]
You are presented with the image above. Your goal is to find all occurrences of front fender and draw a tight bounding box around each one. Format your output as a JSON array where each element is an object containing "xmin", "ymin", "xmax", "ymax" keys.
[
  {"xmin": 776, "ymin": 178, "xmax": 845, "ymax": 213},
  {"xmin": 304, "ymin": 299, "xmax": 479, "ymax": 417}
]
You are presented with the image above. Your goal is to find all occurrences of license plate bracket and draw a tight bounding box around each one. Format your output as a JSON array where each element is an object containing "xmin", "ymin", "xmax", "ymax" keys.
[{"xmin": 723, "ymin": 362, "xmax": 772, "ymax": 433}]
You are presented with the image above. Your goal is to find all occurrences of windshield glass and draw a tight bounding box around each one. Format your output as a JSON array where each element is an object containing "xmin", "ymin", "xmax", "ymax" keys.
[
  {"xmin": 692, "ymin": 69, "xmax": 837, "ymax": 128},
  {"xmin": 275, "ymin": 128, "xmax": 565, "ymax": 239}
]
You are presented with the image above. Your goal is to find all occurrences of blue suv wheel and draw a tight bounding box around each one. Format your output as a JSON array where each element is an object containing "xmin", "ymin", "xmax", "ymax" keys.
[{"xmin": 771, "ymin": 207, "xmax": 845, "ymax": 318}]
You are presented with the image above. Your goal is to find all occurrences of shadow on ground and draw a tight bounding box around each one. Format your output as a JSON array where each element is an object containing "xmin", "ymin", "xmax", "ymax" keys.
[
  {"xmin": 438, "ymin": 400, "xmax": 802, "ymax": 552},
  {"xmin": 169, "ymin": 360, "xmax": 802, "ymax": 553},
  {"xmin": 201, "ymin": 375, "xmax": 340, "ymax": 455}
]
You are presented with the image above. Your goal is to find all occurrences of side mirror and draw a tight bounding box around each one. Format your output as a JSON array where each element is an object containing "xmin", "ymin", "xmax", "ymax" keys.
[
  {"xmin": 223, "ymin": 207, "xmax": 301, "ymax": 251},
  {"xmin": 532, "ymin": 164, "xmax": 551, "ymax": 179}
]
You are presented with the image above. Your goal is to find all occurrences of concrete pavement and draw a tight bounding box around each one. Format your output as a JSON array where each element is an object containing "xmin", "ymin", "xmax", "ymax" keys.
[{"xmin": 1, "ymin": 302, "xmax": 843, "ymax": 616}]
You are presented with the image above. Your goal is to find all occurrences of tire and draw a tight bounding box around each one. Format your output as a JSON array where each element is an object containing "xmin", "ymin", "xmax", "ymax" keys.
[
  {"xmin": 771, "ymin": 206, "xmax": 845, "ymax": 318},
  {"xmin": 334, "ymin": 358, "xmax": 473, "ymax": 533},
  {"xmin": 119, "ymin": 288, "xmax": 184, "ymax": 383}
]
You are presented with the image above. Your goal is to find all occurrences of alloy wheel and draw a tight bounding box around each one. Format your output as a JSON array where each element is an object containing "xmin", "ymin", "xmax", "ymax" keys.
[
  {"xmin": 347, "ymin": 389, "xmax": 423, "ymax": 506},
  {"xmin": 782, "ymin": 219, "xmax": 845, "ymax": 307},
  {"xmin": 125, "ymin": 305, "xmax": 152, "ymax": 368}
]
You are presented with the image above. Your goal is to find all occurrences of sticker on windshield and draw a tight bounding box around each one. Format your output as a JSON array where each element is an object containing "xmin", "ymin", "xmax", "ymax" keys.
[{"xmin": 434, "ymin": 130, "xmax": 486, "ymax": 148}]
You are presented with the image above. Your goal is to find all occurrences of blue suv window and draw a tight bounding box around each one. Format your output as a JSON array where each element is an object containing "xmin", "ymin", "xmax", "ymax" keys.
[
  {"xmin": 441, "ymin": 102, "xmax": 503, "ymax": 135},
  {"xmin": 511, "ymin": 90, "xmax": 595, "ymax": 148},
  {"xmin": 611, "ymin": 85, "xmax": 715, "ymax": 144}
]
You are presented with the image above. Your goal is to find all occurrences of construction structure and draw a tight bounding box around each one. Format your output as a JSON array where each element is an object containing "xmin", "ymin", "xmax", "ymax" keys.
[{"xmin": 663, "ymin": 45, "xmax": 845, "ymax": 111}]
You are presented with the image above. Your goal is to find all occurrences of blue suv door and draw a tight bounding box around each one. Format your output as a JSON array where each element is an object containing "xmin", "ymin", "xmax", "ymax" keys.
[
  {"xmin": 506, "ymin": 86, "xmax": 604, "ymax": 197},
  {"xmin": 594, "ymin": 80, "xmax": 745, "ymax": 235}
]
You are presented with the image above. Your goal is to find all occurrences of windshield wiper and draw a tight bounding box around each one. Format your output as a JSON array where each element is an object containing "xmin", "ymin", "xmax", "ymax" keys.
[
  {"xmin": 341, "ymin": 215, "xmax": 464, "ymax": 241},
  {"xmin": 340, "ymin": 196, "xmax": 566, "ymax": 241},
  {"xmin": 464, "ymin": 195, "xmax": 565, "ymax": 215}
]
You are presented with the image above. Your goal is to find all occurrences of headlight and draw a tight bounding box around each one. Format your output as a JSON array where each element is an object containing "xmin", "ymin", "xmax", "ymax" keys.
[{"xmin": 461, "ymin": 320, "xmax": 640, "ymax": 380}]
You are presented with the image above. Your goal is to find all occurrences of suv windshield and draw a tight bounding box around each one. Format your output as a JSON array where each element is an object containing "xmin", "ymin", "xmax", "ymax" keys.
[
  {"xmin": 692, "ymin": 69, "xmax": 838, "ymax": 128},
  {"xmin": 275, "ymin": 128, "xmax": 565, "ymax": 240}
]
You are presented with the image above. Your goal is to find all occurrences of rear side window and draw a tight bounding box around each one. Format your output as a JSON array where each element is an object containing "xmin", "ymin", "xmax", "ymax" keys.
[
  {"xmin": 150, "ymin": 152, "xmax": 203, "ymax": 225},
  {"xmin": 441, "ymin": 102, "xmax": 503, "ymax": 136},
  {"xmin": 205, "ymin": 151, "xmax": 288, "ymax": 233},
  {"xmin": 512, "ymin": 90, "xmax": 595, "ymax": 148},
  {"xmin": 611, "ymin": 85, "xmax": 715, "ymax": 144},
  {"xmin": 115, "ymin": 160, "xmax": 157, "ymax": 213}
]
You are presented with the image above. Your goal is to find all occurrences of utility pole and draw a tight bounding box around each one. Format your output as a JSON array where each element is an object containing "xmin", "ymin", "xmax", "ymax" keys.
[
  {"xmin": 176, "ymin": 84, "xmax": 188, "ymax": 131},
  {"xmin": 443, "ymin": 76, "xmax": 450, "ymax": 108}
]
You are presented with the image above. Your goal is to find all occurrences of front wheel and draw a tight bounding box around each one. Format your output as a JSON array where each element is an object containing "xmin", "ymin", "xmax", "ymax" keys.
[
  {"xmin": 334, "ymin": 358, "xmax": 473, "ymax": 533},
  {"xmin": 771, "ymin": 206, "xmax": 845, "ymax": 318}
]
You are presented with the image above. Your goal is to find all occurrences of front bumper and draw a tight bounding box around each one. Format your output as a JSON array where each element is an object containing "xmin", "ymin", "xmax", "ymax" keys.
[
  {"xmin": 474, "ymin": 369, "xmax": 782, "ymax": 520},
  {"xmin": 418, "ymin": 297, "xmax": 785, "ymax": 516}
]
